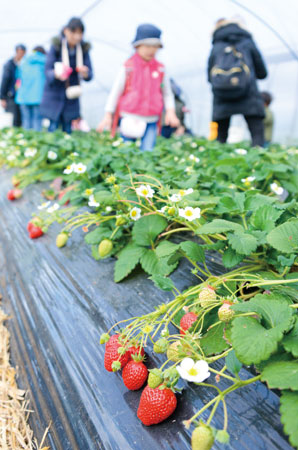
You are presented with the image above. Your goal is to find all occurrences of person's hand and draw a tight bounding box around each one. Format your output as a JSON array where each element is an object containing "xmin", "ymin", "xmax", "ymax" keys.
[
  {"xmin": 174, "ymin": 125, "xmax": 185, "ymax": 136},
  {"xmin": 55, "ymin": 73, "xmax": 69, "ymax": 82},
  {"xmin": 165, "ymin": 109, "xmax": 180, "ymax": 128},
  {"xmin": 1, "ymin": 99, "xmax": 7, "ymax": 109},
  {"xmin": 76, "ymin": 65, "xmax": 89, "ymax": 79},
  {"xmin": 96, "ymin": 113, "xmax": 113, "ymax": 133}
]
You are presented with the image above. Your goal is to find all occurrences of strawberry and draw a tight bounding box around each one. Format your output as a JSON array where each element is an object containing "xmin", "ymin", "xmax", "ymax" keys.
[
  {"xmin": 29, "ymin": 225, "xmax": 43, "ymax": 239},
  {"xmin": 128, "ymin": 345, "xmax": 145, "ymax": 359},
  {"xmin": 13, "ymin": 188, "xmax": 23, "ymax": 199},
  {"xmin": 191, "ymin": 424, "xmax": 214, "ymax": 450},
  {"xmin": 104, "ymin": 340, "xmax": 130, "ymax": 372},
  {"xmin": 56, "ymin": 232, "xmax": 68, "ymax": 248},
  {"xmin": 7, "ymin": 190, "xmax": 15, "ymax": 200},
  {"xmin": 122, "ymin": 359, "xmax": 148, "ymax": 390},
  {"xmin": 199, "ymin": 286, "xmax": 216, "ymax": 307},
  {"xmin": 180, "ymin": 312, "xmax": 198, "ymax": 335},
  {"xmin": 148, "ymin": 369, "xmax": 163, "ymax": 389},
  {"xmin": 137, "ymin": 385, "xmax": 177, "ymax": 426},
  {"xmin": 105, "ymin": 334, "xmax": 120, "ymax": 349},
  {"xmin": 98, "ymin": 239, "xmax": 113, "ymax": 258},
  {"xmin": 218, "ymin": 302, "xmax": 234, "ymax": 322}
]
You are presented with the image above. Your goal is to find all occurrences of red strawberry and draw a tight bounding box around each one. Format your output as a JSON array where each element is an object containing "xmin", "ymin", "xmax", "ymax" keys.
[
  {"xmin": 104, "ymin": 341, "xmax": 130, "ymax": 372},
  {"xmin": 13, "ymin": 188, "xmax": 23, "ymax": 199},
  {"xmin": 180, "ymin": 312, "xmax": 198, "ymax": 335},
  {"xmin": 128, "ymin": 345, "xmax": 145, "ymax": 359},
  {"xmin": 122, "ymin": 360, "xmax": 148, "ymax": 390},
  {"xmin": 105, "ymin": 334, "xmax": 120, "ymax": 349},
  {"xmin": 27, "ymin": 222, "xmax": 33, "ymax": 232},
  {"xmin": 29, "ymin": 226, "xmax": 43, "ymax": 239},
  {"xmin": 7, "ymin": 190, "xmax": 15, "ymax": 200},
  {"xmin": 137, "ymin": 385, "xmax": 177, "ymax": 426}
]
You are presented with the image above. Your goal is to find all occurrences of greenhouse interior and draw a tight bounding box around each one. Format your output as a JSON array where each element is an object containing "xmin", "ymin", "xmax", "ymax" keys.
[{"xmin": 0, "ymin": 1, "xmax": 298, "ymax": 449}]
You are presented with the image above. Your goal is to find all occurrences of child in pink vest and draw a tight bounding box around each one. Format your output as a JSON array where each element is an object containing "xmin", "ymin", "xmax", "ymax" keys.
[{"xmin": 97, "ymin": 24, "xmax": 179, "ymax": 151}]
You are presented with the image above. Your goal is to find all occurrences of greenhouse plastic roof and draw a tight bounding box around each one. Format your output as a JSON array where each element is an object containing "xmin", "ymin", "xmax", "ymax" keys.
[{"xmin": 1, "ymin": 0, "xmax": 298, "ymax": 141}]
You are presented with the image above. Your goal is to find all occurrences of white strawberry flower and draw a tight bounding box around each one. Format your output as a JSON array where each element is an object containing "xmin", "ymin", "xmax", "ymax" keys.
[
  {"xmin": 63, "ymin": 163, "xmax": 75, "ymax": 175},
  {"xmin": 88, "ymin": 195, "xmax": 100, "ymax": 207},
  {"xmin": 130, "ymin": 207, "xmax": 141, "ymax": 221},
  {"xmin": 24, "ymin": 148, "xmax": 37, "ymax": 158},
  {"xmin": 179, "ymin": 207, "xmax": 201, "ymax": 222},
  {"xmin": 71, "ymin": 152, "xmax": 79, "ymax": 156},
  {"xmin": 174, "ymin": 156, "xmax": 179, "ymax": 162},
  {"xmin": 136, "ymin": 184, "xmax": 155, "ymax": 198},
  {"xmin": 7, "ymin": 154, "xmax": 16, "ymax": 161},
  {"xmin": 158, "ymin": 206, "xmax": 168, "ymax": 213},
  {"xmin": 37, "ymin": 201, "xmax": 51, "ymax": 210},
  {"xmin": 74, "ymin": 163, "xmax": 87, "ymax": 174},
  {"xmin": 179, "ymin": 188, "xmax": 194, "ymax": 197},
  {"xmin": 241, "ymin": 176, "xmax": 255, "ymax": 184},
  {"xmin": 106, "ymin": 206, "xmax": 112, "ymax": 212},
  {"xmin": 170, "ymin": 193, "xmax": 182, "ymax": 202},
  {"xmin": 199, "ymin": 146, "xmax": 205, "ymax": 152},
  {"xmin": 185, "ymin": 166, "xmax": 193, "ymax": 173},
  {"xmin": 112, "ymin": 139, "xmax": 122, "ymax": 147},
  {"xmin": 189, "ymin": 154, "xmax": 200, "ymax": 163},
  {"xmin": 47, "ymin": 203, "xmax": 60, "ymax": 213},
  {"xmin": 48, "ymin": 150, "xmax": 58, "ymax": 160},
  {"xmin": 17, "ymin": 139, "xmax": 26, "ymax": 145},
  {"xmin": 177, "ymin": 358, "xmax": 210, "ymax": 383},
  {"xmin": 190, "ymin": 142, "xmax": 198, "ymax": 148},
  {"xmin": 234, "ymin": 148, "xmax": 247, "ymax": 155},
  {"xmin": 270, "ymin": 182, "xmax": 284, "ymax": 196}
]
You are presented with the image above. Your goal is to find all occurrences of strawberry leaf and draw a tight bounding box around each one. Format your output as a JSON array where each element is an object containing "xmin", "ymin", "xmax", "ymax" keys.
[{"xmin": 280, "ymin": 391, "xmax": 298, "ymax": 448}]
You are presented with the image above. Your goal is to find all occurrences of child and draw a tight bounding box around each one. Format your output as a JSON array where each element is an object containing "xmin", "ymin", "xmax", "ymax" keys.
[
  {"xmin": 261, "ymin": 91, "xmax": 274, "ymax": 146},
  {"xmin": 97, "ymin": 24, "xmax": 179, "ymax": 151}
]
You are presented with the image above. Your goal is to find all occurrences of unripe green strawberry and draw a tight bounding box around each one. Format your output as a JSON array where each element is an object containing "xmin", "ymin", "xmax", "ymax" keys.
[
  {"xmin": 218, "ymin": 302, "xmax": 234, "ymax": 322},
  {"xmin": 191, "ymin": 425, "xmax": 214, "ymax": 450},
  {"xmin": 148, "ymin": 369, "xmax": 163, "ymax": 388},
  {"xmin": 116, "ymin": 216, "xmax": 127, "ymax": 226},
  {"xmin": 98, "ymin": 239, "xmax": 113, "ymax": 257},
  {"xmin": 216, "ymin": 430, "xmax": 230, "ymax": 444},
  {"xmin": 167, "ymin": 341, "xmax": 181, "ymax": 362},
  {"xmin": 199, "ymin": 286, "xmax": 216, "ymax": 307},
  {"xmin": 100, "ymin": 333, "xmax": 110, "ymax": 344},
  {"xmin": 56, "ymin": 232, "xmax": 68, "ymax": 248},
  {"xmin": 167, "ymin": 206, "xmax": 176, "ymax": 216},
  {"xmin": 153, "ymin": 338, "xmax": 168, "ymax": 354}
]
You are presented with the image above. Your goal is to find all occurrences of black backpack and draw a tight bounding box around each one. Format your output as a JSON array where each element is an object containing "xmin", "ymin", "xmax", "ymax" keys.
[{"xmin": 210, "ymin": 45, "xmax": 252, "ymax": 100}]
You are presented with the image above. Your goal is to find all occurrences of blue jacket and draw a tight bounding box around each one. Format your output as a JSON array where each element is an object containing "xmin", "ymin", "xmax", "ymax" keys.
[
  {"xmin": 16, "ymin": 52, "xmax": 46, "ymax": 105},
  {"xmin": 208, "ymin": 23, "xmax": 267, "ymax": 120},
  {"xmin": 40, "ymin": 36, "xmax": 93, "ymax": 122}
]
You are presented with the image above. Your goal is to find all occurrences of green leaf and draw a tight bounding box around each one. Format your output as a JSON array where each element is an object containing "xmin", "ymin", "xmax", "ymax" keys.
[
  {"xmin": 140, "ymin": 249, "xmax": 177, "ymax": 276},
  {"xmin": 250, "ymin": 204, "xmax": 283, "ymax": 232},
  {"xmin": 94, "ymin": 190, "xmax": 114, "ymax": 205},
  {"xmin": 231, "ymin": 294, "xmax": 294, "ymax": 365},
  {"xmin": 132, "ymin": 215, "xmax": 168, "ymax": 246},
  {"xmin": 91, "ymin": 245, "xmax": 101, "ymax": 260},
  {"xmin": 228, "ymin": 231, "xmax": 258, "ymax": 255},
  {"xmin": 225, "ymin": 350, "xmax": 242, "ymax": 375},
  {"xmin": 200, "ymin": 323, "xmax": 229, "ymax": 356},
  {"xmin": 155, "ymin": 241, "xmax": 179, "ymax": 258},
  {"xmin": 261, "ymin": 361, "xmax": 298, "ymax": 390},
  {"xmin": 267, "ymin": 218, "xmax": 298, "ymax": 253},
  {"xmin": 198, "ymin": 219, "xmax": 243, "ymax": 235},
  {"xmin": 222, "ymin": 247, "xmax": 244, "ymax": 268},
  {"xmin": 149, "ymin": 275, "xmax": 175, "ymax": 291},
  {"xmin": 231, "ymin": 317, "xmax": 283, "ymax": 365},
  {"xmin": 280, "ymin": 391, "xmax": 298, "ymax": 448},
  {"xmin": 283, "ymin": 319, "xmax": 298, "ymax": 357},
  {"xmin": 179, "ymin": 241, "xmax": 205, "ymax": 263},
  {"xmin": 114, "ymin": 243, "xmax": 146, "ymax": 282},
  {"xmin": 84, "ymin": 227, "xmax": 111, "ymax": 245}
]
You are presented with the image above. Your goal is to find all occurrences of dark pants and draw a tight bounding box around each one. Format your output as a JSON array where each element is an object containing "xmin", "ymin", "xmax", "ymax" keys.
[
  {"xmin": 48, "ymin": 116, "xmax": 72, "ymax": 134},
  {"xmin": 217, "ymin": 115, "xmax": 264, "ymax": 147},
  {"xmin": 7, "ymin": 98, "xmax": 22, "ymax": 127}
]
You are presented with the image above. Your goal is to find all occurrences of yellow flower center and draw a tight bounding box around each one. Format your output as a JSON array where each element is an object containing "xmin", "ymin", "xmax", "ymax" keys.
[
  {"xmin": 244, "ymin": 181, "xmax": 250, "ymax": 187},
  {"xmin": 185, "ymin": 210, "xmax": 193, "ymax": 217},
  {"xmin": 141, "ymin": 189, "xmax": 148, "ymax": 196},
  {"xmin": 188, "ymin": 367, "xmax": 198, "ymax": 376},
  {"xmin": 66, "ymin": 165, "xmax": 71, "ymax": 170},
  {"xmin": 179, "ymin": 190, "xmax": 185, "ymax": 196},
  {"xmin": 131, "ymin": 210, "xmax": 137, "ymax": 217},
  {"xmin": 85, "ymin": 189, "xmax": 93, "ymax": 196}
]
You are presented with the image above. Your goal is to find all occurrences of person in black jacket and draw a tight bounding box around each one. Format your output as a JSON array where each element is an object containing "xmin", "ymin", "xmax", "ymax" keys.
[
  {"xmin": 208, "ymin": 19, "xmax": 267, "ymax": 146},
  {"xmin": 40, "ymin": 17, "xmax": 93, "ymax": 133},
  {"xmin": 1, "ymin": 44, "xmax": 26, "ymax": 127}
]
